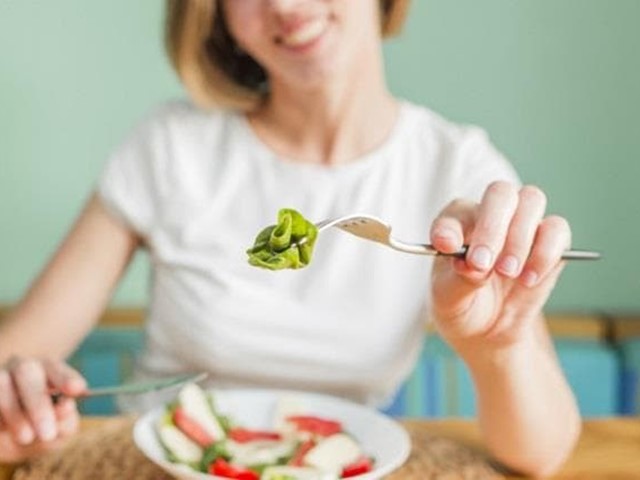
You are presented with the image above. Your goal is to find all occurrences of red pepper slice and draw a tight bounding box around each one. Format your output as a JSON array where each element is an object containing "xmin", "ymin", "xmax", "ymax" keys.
[
  {"xmin": 172, "ymin": 407, "xmax": 215, "ymax": 447},
  {"xmin": 228, "ymin": 427, "xmax": 282, "ymax": 443},
  {"xmin": 341, "ymin": 457, "xmax": 374, "ymax": 478},
  {"xmin": 288, "ymin": 439, "xmax": 316, "ymax": 466},
  {"xmin": 286, "ymin": 415, "xmax": 342, "ymax": 437},
  {"xmin": 209, "ymin": 458, "xmax": 260, "ymax": 480}
]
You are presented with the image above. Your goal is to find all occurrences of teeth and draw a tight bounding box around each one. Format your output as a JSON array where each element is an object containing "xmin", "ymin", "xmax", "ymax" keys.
[{"xmin": 282, "ymin": 19, "xmax": 327, "ymax": 47}]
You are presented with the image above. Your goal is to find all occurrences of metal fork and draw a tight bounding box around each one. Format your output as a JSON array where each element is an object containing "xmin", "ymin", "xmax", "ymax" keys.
[
  {"xmin": 50, "ymin": 372, "xmax": 208, "ymax": 403},
  {"xmin": 308, "ymin": 214, "xmax": 601, "ymax": 260}
]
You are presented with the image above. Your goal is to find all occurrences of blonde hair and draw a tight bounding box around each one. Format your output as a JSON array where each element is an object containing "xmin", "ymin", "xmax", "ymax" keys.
[{"xmin": 165, "ymin": 0, "xmax": 411, "ymax": 111}]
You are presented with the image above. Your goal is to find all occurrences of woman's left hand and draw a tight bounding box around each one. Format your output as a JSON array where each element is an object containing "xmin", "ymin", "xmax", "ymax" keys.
[{"xmin": 429, "ymin": 181, "xmax": 571, "ymax": 349}]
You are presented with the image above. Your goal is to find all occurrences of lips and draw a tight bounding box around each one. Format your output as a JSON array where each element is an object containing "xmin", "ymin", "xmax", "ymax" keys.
[{"xmin": 278, "ymin": 18, "xmax": 329, "ymax": 48}]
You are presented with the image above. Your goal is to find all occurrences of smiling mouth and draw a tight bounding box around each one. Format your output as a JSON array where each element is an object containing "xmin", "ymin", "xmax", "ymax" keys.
[{"xmin": 278, "ymin": 18, "xmax": 329, "ymax": 49}]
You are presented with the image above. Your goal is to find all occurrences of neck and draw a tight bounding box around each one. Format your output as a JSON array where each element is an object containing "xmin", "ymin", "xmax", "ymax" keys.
[{"xmin": 248, "ymin": 44, "xmax": 398, "ymax": 166}]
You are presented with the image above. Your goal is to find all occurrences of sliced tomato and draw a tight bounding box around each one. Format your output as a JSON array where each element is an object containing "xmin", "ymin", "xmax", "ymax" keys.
[
  {"xmin": 228, "ymin": 427, "xmax": 282, "ymax": 443},
  {"xmin": 342, "ymin": 456, "xmax": 374, "ymax": 478},
  {"xmin": 288, "ymin": 439, "xmax": 315, "ymax": 466},
  {"xmin": 173, "ymin": 406, "xmax": 215, "ymax": 447},
  {"xmin": 209, "ymin": 458, "xmax": 260, "ymax": 480},
  {"xmin": 286, "ymin": 415, "xmax": 342, "ymax": 437}
]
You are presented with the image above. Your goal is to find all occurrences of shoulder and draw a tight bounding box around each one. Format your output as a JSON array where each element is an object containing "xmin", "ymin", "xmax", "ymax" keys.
[
  {"xmin": 400, "ymin": 100, "xmax": 515, "ymax": 170},
  {"xmin": 398, "ymin": 100, "xmax": 520, "ymax": 199},
  {"xmin": 101, "ymin": 99, "xmax": 242, "ymax": 190},
  {"xmin": 132, "ymin": 98, "xmax": 239, "ymax": 140},
  {"xmin": 399, "ymin": 100, "xmax": 494, "ymax": 152}
]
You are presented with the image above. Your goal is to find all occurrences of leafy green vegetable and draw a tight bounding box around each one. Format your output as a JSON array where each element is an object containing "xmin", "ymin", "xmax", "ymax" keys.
[
  {"xmin": 247, "ymin": 208, "xmax": 318, "ymax": 270},
  {"xmin": 206, "ymin": 393, "xmax": 234, "ymax": 433},
  {"xmin": 199, "ymin": 440, "xmax": 231, "ymax": 472},
  {"xmin": 216, "ymin": 413, "xmax": 234, "ymax": 434}
]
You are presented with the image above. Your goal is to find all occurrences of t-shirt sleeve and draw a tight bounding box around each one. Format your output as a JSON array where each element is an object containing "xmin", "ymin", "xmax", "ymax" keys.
[
  {"xmin": 452, "ymin": 127, "xmax": 522, "ymax": 202},
  {"xmin": 96, "ymin": 109, "xmax": 168, "ymax": 241}
]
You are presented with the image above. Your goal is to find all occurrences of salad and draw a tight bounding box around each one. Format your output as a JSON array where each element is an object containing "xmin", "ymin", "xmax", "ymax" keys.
[
  {"xmin": 156, "ymin": 383, "xmax": 375, "ymax": 480},
  {"xmin": 246, "ymin": 208, "xmax": 318, "ymax": 270}
]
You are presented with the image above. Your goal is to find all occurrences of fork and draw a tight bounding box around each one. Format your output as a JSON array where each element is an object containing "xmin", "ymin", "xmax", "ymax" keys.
[
  {"xmin": 50, "ymin": 372, "xmax": 208, "ymax": 403},
  {"xmin": 308, "ymin": 214, "xmax": 601, "ymax": 260}
]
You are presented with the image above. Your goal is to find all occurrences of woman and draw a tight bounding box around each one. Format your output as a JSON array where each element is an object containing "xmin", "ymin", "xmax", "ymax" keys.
[{"xmin": 0, "ymin": 0, "xmax": 580, "ymax": 475}]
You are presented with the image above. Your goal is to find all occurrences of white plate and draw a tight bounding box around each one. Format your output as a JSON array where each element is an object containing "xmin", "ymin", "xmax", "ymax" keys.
[{"xmin": 133, "ymin": 388, "xmax": 411, "ymax": 480}]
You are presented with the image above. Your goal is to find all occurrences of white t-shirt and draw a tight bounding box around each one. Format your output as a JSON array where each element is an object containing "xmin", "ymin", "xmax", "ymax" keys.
[{"xmin": 97, "ymin": 99, "xmax": 519, "ymax": 412}]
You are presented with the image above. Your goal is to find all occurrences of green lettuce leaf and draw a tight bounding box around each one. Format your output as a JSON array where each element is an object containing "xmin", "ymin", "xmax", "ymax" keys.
[{"xmin": 247, "ymin": 208, "xmax": 318, "ymax": 270}]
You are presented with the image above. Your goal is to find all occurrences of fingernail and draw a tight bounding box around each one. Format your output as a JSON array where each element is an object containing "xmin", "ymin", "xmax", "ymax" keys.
[
  {"xmin": 56, "ymin": 397, "xmax": 75, "ymax": 414},
  {"xmin": 17, "ymin": 426, "xmax": 35, "ymax": 445},
  {"xmin": 67, "ymin": 377, "xmax": 87, "ymax": 392},
  {"xmin": 38, "ymin": 419, "xmax": 57, "ymax": 442},
  {"xmin": 499, "ymin": 255, "xmax": 519, "ymax": 276},
  {"xmin": 471, "ymin": 246, "xmax": 493, "ymax": 270},
  {"xmin": 522, "ymin": 270, "xmax": 539, "ymax": 287}
]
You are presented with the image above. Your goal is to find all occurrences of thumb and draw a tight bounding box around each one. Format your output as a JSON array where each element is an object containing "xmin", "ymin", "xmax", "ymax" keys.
[
  {"xmin": 43, "ymin": 361, "xmax": 87, "ymax": 396},
  {"xmin": 431, "ymin": 254, "xmax": 495, "ymax": 320}
]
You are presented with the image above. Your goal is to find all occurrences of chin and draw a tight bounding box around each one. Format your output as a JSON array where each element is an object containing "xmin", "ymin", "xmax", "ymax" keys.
[{"xmin": 275, "ymin": 56, "xmax": 349, "ymax": 92}]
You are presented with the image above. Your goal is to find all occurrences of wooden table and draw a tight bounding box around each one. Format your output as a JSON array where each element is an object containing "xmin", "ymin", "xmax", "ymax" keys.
[
  {"xmin": 1, "ymin": 417, "xmax": 639, "ymax": 479},
  {"xmin": 403, "ymin": 418, "xmax": 640, "ymax": 478}
]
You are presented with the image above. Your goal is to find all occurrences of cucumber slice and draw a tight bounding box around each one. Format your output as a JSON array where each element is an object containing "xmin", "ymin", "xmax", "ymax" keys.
[
  {"xmin": 272, "ymin": 396, "xmax": 307, "ymax": 433},
  {"xmin": 261, "ymin": 465, "xmax": 338, "ymax": 480},
  {"xmin": 157, "ymin": 424, "xmax": 203, "ymax": 464},
  {"xmin": 304, "ymin": 434, "xmax": 361, "ymax": 473},
  {"xmin": 178, "ymin": 383, "xmax": 226, "ymax": 440},
  {"xmin": 228, "ymin": 438, "xmax": 297, "ymax": 467}
]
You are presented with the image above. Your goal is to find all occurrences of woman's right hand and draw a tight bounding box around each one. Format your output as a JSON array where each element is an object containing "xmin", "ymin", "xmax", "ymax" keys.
[{"xmin": 0, "ymin": 357, "xmax": 86, "ymax": 463}]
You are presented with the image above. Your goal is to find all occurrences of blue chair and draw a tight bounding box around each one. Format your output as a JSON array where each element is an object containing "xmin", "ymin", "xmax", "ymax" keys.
[
  {"xmin": 611, "ymin": 316, "xmax": 640, "ymax": 415},
  {"xmin": 69, "ymin": 327, "xmax": 143, "ymax": 415},
  {"xmin": 383, "ymin": 334, "xmax": 620, "ymax": 418},
  {"xmin": 381, "ymin": 336, "xmax": 475, "ymax": 418},
  {"xmin": 619, "ymin": 339, "xmax": 640, "ymax": 414}
]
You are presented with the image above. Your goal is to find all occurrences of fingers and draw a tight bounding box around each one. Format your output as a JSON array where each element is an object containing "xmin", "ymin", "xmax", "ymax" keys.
[
  {"xmin": 54, "ymin": 397, "xmax": 80, "ymax": 438},
  {"xmin": 0, "ymin": 426, "xmax": 75, "ymax": 464},
  {"xmin": 430, "ymin": 182, "xmax": 572, "ymax": 344},
  {"xmin": 519, "ymin": 215, "xmax": 572, "ymax": 287},
  {"xmin": 0, "ymin": 358, "xmax": 83, "ymax": 451},
  {"xmin": 430, "ymin": 199, "xmax": 477, "ymax": 253},
  {"xmin": 467, "ymin": 181, "xmax": 519, "ymax": 273},
  {"xmin": 0, "ymin": 397, "xmax": 80, "ymax": 464},
  {"xmin": 11, "ymin": 358, "xmax": 58, "ymax": 442},
  {"xmin": 432, "ymin": 182, "xmax": 570, "ymax": 287},
  {"xmin": 495, "ymin": 185, "xmax": 547, "ymax": 279},
  {"xmin": 43, "ymin": 360, "xmax": 87, "ymax": 396},
  {"xmin": 0, "ymin": 365, "xmax": 36, "ymax": 446}
]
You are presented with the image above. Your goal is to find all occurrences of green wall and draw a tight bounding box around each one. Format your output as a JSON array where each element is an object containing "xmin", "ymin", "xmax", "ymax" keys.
[{"xmin": 1, "ymin": 1, "xmax": 639, "ymax": 311}]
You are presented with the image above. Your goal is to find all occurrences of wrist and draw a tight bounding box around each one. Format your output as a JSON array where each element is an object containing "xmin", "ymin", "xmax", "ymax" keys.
[
  {"xmin": 448, "ymin": 325, "xmax": 539, "ymax": 371},
  {"xmin": 433, "ymin": 303, "xmax": 542, "ymax": 357}
]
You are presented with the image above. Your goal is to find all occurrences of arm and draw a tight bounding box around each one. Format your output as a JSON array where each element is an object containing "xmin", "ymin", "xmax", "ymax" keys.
[
  {"xmin": 457, "ymin": 317, "xmax": 580, "ymax": 477},
  {"xmin": 429, "ymin": 182, "xmax": 581, "ymax": 477},
  {"xmin": 0, "ymin": 193, "xmax": 139, "ymax": 362},
  {"xmin": 0, "ymin": 193, "xmax": 139, "ymax": 462}
]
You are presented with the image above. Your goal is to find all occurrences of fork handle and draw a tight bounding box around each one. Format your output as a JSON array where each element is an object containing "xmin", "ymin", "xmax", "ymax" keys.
[
  {"xmin": 558, "ymin": 249, "xmax": 602, "ymax": 260},
  {"xmin": 398, "ymin": 243, "xmax": 601, "ymax": 260}
]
